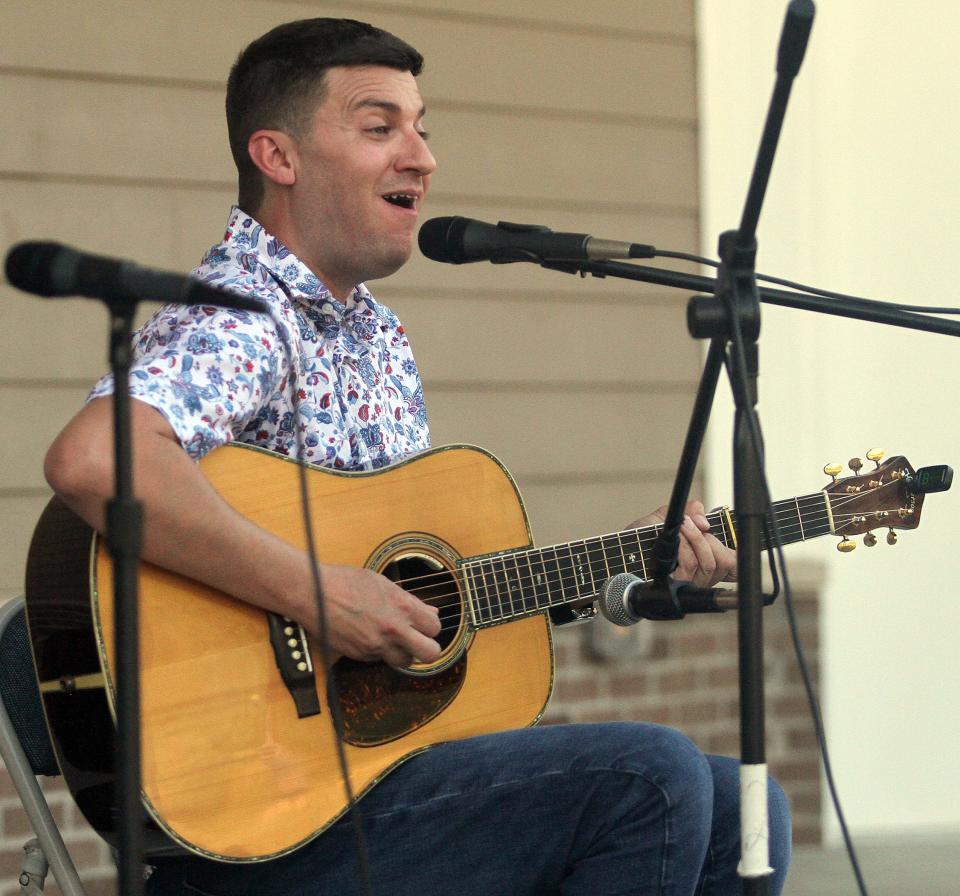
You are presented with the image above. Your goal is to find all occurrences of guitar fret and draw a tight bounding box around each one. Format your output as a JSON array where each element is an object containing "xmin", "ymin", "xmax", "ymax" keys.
[
  {"xmin": 589, "ymin": 536, "xmax": 612, "ymax": 592},
  {"xmin": 619, "ymin": 529, "xmax": 646, "ymax": 579},
  {"xmin": 542, "ymin": 545, "xmax": 565, "ymax": 604},
  {"xmin": 493, "ymin": 556, "xmax": 515, "ymax": 620},
  {"xmin": 527, "ymin": 550, "xmax": 549, "ymax": 607},
  {"xmin": 710, "ymin": 511, "xmax": 730, "ymax": 548},
  {"xmin": 510, "ymin": 553, "xmax": 534, "ymax": 615},
  {"xmin": 568, "ymin": 539, "xmax": 594, "ymax": 597},
  {"xmin": 481, "ymin": 560, "xmax": 504, "ymax": 624},
  {"xmin": 614, "ymin": 531, "xmax": 630, "ymax": 579},
  {"xmin": 462, "ymin": 563, "xmax": 480, "ymax": 626},
  {"xmin": 467, "ymin": 487, "xmax": 862, "ymax": 630}
]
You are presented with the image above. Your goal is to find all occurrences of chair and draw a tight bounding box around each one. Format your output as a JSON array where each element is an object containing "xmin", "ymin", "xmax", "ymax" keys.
[{"xmin": 0, "ymin": 596, "xmax": 87, "ymax": 895}]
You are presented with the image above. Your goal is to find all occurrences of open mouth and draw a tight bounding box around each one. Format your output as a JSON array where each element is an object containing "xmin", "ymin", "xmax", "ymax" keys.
[{"xmin": 383, "ymin": 193, "xmax": 417, "ymax": 210}]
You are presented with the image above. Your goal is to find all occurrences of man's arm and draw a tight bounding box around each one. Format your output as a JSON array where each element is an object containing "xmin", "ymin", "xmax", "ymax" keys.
[{"xmin": 44, "ymin": 396, "xmax": 442, "ymax": 668}]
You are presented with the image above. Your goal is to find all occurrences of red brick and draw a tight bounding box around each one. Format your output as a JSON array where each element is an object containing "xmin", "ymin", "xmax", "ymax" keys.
[
  {"xmin": 608, "ymin": 674, "xmax": 649, "ymax": 697},
  {"xmin": 770, "ymin": 694, "xmax": 813, "ymax": 716},
  {"xmin": 555, "ymin": 678, "xmax": 599, "ymax": 703},
  {"xmin": 678, "ymin": 701, "xmax": 720, "ymax": 724},
  {"xmin": 792, "ymin": 824, "xmax": 821, "ymax": 845},
  {"xmin": 787, "ymin": 790, "xmax": 821, "ymax": 814},
  {"xmin": 659, "ymin": 668, "xmax": 696, "ymax": 693}
]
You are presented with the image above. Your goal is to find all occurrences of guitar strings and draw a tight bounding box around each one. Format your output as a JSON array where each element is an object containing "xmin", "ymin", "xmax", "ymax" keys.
[
  {"xmin": 385, "ymin": 483, "xmax": 895, "ymax": 599},
  {"xmin": 394, "ymin": 499, "xmax": 902, "ymax": 638},
  {"xmin": 374, "ymin": 476, "xmax": 906, "ymax": 626},
  {"xmin": 387, "ymin": 496, "xmax": 894, "ymax": 613}
]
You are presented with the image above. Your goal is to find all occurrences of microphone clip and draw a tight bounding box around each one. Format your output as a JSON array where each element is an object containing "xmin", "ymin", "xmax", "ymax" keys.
[{"xmin": 629, "ymin": 577, "xmax": 728, "ymax": 620}]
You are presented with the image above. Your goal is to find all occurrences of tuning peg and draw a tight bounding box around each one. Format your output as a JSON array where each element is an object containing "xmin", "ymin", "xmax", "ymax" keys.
[
  {"xmin": 824, "ymin": 463, "xmax": 842, "ymax": 481},
  {"xmin": 886, "ymin": 529, "xmax": 898, "ymax": 545},
  {"xmin": 864, "ymin": 532, "xmax": 877, "ymax": 547},
  {"xmin": 837, "ymin": 538, "xmax": 856, "ymax": 553},
  {"xmin": 848, "ymin": 457, "xmax": 863, "ymax": 473},
  {"xmin": 866, "ymin": 448, "xmax": 885, "ymax": 468}
]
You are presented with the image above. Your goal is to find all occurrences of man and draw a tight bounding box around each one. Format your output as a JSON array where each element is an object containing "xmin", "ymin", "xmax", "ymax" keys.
[{"xmin": 45, "ymin": 18, "xmax": 790, "ymax": 895}]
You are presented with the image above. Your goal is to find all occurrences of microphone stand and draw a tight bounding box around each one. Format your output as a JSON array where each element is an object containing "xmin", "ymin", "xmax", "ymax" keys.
[{"xmin": 105, "ymin": 304, "xmax": 145, "ymax": 896}]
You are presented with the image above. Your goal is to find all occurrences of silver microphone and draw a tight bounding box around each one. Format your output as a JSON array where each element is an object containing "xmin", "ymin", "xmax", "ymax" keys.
[{"xmin": 599, "ymin": 573, "xmax": 645, "ymax": 627}]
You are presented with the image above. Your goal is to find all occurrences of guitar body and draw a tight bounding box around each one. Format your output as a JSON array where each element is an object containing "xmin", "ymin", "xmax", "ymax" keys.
[{"xmin": 26, "ymin": 443, "xmax": 554, "ymax": 862}]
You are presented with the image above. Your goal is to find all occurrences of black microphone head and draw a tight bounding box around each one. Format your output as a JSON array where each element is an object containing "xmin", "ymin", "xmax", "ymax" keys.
[
  {"xmin": 418, "ymin": 216, "xmax": 473, "ymax": 264},
  {"xmin": 5, "ymin": 241, "xmax": 65, "ymax": 296}
]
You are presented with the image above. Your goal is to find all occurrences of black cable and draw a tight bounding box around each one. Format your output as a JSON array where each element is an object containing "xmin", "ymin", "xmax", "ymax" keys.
[
  {"xmin": 274, "ymin": 317, "xmax": 375, "ymax": 896},
  {"xmin": 653, "ymin": 248, "xmax": 960, "ymax": 315},
  {"xmin": 723, "ymin": 295, "xmax": 870, "ymax": 896}
]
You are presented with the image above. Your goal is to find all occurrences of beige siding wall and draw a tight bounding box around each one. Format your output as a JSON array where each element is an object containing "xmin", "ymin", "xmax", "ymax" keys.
[
  {"xmin": 0, "ymin": 2, "xmax": 711, "ymax": 890},
  {"xmin": 0, "ymin": 0, "xmax": 700, "ymax": 602}
]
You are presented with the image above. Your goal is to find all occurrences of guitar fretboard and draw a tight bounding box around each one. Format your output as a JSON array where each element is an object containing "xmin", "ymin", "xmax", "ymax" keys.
[{"xmin": 461, "ymin": 492, "xmax": 831, "ymax": 628}]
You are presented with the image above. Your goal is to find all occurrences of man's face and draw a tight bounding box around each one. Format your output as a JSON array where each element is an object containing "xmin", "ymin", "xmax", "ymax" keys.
[{"xmin": 290, "ymin": 65, "xmax": 436, "ymax": 297}]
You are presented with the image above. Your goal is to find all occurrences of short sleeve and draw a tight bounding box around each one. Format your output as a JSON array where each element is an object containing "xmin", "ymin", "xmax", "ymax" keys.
[{"xmin": 88, "ymin": 302, "xmax": 288, "ymax": 460}]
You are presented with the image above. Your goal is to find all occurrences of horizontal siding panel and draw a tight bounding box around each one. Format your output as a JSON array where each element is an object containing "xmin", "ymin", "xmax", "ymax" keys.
[
  {"xmin": 2, "ymin": 381, "xmax": 699, "ymax": 490},
  {"xmin": 519, "ymin": 475, "xmax": 692, "ymax": 548},
  {"xmin": 0, "ymin": 495, "xmax": 51, "ymax": 597},
  {"xmin": 383, "ymin": 0, "xmax": 694, "ymax": 38},
  {"xmin": 426, "ymin": 387, "xmax": 695, "ymax": 479},
  {"xmin": 0, "ymin": 177, "xmax": 699, "ymax": 275},
  {"xmin": 0, "ymin": 278, "xmax": 701, "ymax": 392},
  {"xmin": 0, "ymin": 74, "xmax": 696, "ymax": 208},
  {"xmin": 0, "ymin": 384, "xmax": 89, "ymax": 491},
  {"xmin": 396, "ymin": 294, "xmax": 699, "ymax": 387},
  {"xmin": 0, "ymin": 2, "xmax": 694, "ymax": 120},
  {"xmin": 4, "ymin": 378, "xmax": 699, "ymax": 490},
  {"xmin": 0, "ymin": 74, "xmax": 232, "ymax": 183},
  {"xmin": 1, "ymin": 179, "xmax": 703, "ymax": 383}
]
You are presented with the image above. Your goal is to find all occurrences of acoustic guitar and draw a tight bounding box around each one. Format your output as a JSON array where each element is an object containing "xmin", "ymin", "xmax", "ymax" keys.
[{"xmin": 24, "ymin": 443, "xmax": 950, "ymax": 862}]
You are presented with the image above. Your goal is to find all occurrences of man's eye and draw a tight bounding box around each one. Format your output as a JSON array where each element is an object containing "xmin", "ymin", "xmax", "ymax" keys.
[{"xmin": 368, "ymin": 126, "xmax": 390, "ymax": 135}]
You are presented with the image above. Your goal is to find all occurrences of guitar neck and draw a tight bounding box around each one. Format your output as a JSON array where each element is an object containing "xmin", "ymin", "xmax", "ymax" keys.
[{"xmin": 462, "ymin": 491, "xmax": 832, "ymax": 628}]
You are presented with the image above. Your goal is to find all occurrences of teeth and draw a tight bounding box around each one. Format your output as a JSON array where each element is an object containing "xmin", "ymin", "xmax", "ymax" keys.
[{"xmin": 384, "ymin": 193, "xmax": 415, "ymax": 208}]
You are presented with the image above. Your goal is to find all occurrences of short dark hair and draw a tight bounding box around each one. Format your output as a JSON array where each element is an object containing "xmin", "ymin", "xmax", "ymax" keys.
[{"xmin": 226, "ymin": 18, "xmax": 424, "ymax": 214}]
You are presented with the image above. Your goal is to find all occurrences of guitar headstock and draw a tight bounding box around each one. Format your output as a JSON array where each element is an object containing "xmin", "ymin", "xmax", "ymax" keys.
[{"xmin": 823, "ymin": 451, "xmax": 952, "ymax": 550}]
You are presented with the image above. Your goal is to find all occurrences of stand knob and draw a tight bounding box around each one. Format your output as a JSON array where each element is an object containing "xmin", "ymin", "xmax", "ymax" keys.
[
  {"xmin": 837, "ymin": 539, "xmax": 856, "ymax": 553},
  {"xmin": 887, "ymin": 530, "xmax": 898, "ymax": 545},
  {"xmin": 864, "ymin": 532, "xmax": 877, "ymax": 547},
  {"xmin": 824, "ymin": 463, "xmax": 842, "ymax": 481},
  {"xmin": 866, "ymin": 448, "xmax": 885, "ymax": 468},
  {"xmin": 848, "ymin": 457, "xmax": 863, "ymax": 473}
]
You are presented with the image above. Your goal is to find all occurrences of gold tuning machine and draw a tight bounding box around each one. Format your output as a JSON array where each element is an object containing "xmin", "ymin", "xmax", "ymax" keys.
[
  {"xmin": 864, "ymin": 532, "xmax": 878, "ymax": 547},
  {"xmin": 866, "ymin": 448, "xmax": 885, "ymax": 468},
  {"xmin": 824, "ymin": 463, "xmax": 843, "ymax": 481},
  {"xmin": 837, "ymin": 538, "xmax": 856, "ymax": 553}
]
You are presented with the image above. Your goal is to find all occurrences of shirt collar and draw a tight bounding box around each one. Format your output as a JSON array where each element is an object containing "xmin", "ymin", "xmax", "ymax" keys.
[{"xmin": 224, "ymin": 205, "xmax": 374, "ymax": 314}]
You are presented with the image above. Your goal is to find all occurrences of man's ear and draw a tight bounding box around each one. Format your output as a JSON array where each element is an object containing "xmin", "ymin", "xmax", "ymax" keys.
[{"xmin": 247, "ymin": 130, "xmax": 297, "ymax": 187}]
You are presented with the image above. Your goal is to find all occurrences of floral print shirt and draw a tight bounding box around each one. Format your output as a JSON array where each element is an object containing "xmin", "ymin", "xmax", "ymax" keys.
[{"xmin": 90, "ymin": 206, "xmax": 430, "ymax": 469}]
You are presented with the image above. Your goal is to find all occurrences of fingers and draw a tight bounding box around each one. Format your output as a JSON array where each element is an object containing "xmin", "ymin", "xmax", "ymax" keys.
[
  {"xmin": 678, "ymin": 514, "xmax": 717, "ymax": 586},
  {"xmin": 625, "ymin": 501, "xmax": 736, "ymax": 587},
  {"xmin": 318, "ymin": 566, "xmax": 444, "ymax": 666}
]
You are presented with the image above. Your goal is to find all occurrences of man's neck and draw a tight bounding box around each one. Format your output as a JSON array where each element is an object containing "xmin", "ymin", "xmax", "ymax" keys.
[{"xmin": 244, "ymin": 202, "xmax": 358, "ymax": 301}]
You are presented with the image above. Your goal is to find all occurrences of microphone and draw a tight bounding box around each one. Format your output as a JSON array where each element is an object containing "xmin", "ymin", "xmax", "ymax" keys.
[
  {"xmin": 418, "ymin": 216, "xmax": 655, "ymax": 265},
  {"xmin": 599, "ymin": 573, "xmax": 735, "ymax": 626},
  {"xmin": 4, "ymin": 241, "xmax": 267, "ymax": 314}
]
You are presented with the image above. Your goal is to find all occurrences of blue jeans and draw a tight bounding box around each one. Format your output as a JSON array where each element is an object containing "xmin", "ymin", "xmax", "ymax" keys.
[{"xmin": 147, "ymin": 722, "xmax": 791, "ymax": 895}]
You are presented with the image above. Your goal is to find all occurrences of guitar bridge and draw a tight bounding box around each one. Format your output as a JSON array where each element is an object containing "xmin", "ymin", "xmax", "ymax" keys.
[{"xmin": 267, "ymin": 613, "xmax": 321, "ymax": 718}]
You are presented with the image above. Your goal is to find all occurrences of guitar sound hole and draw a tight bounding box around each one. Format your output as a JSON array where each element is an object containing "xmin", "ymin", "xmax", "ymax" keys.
[{"xmin": 381, "ymin": 555, "xmax": 461, "ymax": 652}]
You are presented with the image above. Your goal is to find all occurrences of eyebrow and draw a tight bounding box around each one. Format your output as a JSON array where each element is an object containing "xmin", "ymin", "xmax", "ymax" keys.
[{"xmin": 351, "ymin": 98, "xmax": 427, "ymax": 119}]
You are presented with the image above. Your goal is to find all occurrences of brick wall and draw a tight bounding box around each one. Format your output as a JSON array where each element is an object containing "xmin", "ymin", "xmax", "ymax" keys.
[
  {"xmin": 544, "ymin": 560, "xmax": 825, "ymax": 847},
  {"xmin": 0, "ymin": 560, "xmax": 822, "ymax": 891}
]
